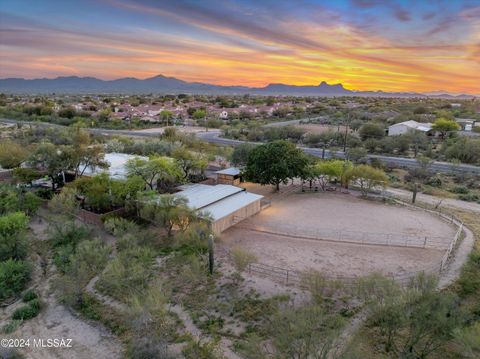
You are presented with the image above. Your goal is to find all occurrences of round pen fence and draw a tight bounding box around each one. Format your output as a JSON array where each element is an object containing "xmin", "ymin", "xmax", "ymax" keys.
[
  {"xmin": 236, "ymin": 224, "xmax": 452, "ymax": 250},
  {"xmin": 233, "ymin": 194, "xmax": 465, "ymax": 288}
]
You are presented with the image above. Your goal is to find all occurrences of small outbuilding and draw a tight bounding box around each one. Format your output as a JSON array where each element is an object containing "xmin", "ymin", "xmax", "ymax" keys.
[
  {"xmin": 175, "ymin": 183, "xmax": 263, "ymax": 234},
  {"xmin": 215, "ymin": 167, "xmax": 241, "ymax": 186}
]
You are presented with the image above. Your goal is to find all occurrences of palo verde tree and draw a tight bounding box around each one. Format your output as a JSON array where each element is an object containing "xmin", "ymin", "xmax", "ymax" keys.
[
  {"xmin": 125, "ymin": 156, "xmax": 182, "ymax": 191},
  {"xmin": 349, "ymin": 164, "xmax": 388, "ymax": 196},
  {"xmin": 245, "ymin": 140, "xmax": 309, "ymax": 191},
  {"xmin": 137, "ymin": 193, "xmax": 197, "ymax": 237},
  {"xmin": 172, "ymin": 147, "xmax": 208, "ymax": 181},
  {"xmin": 432, "ymin": 118, "xmax": 460, "ymax": 139}
]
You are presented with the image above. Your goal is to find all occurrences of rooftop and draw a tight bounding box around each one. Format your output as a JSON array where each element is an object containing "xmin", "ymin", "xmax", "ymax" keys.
[
  {"xmin": 176, "ymin": 183, "xmax": 243, "ymax": 209},
  {"xmin": 215, "ymin": 167, "xmax": 240, "ymax": 176},
  {"xmin": 175, "ymin": 183, "xmax": 263, "ymax": 221},
  {"xmin": 81, "ymin": 152, "xmax": 148, "ymax": 179}
]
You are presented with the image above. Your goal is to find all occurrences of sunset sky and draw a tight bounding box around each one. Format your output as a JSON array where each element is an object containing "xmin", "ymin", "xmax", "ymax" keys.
[{"xmin": 0, "ymin": 0, "xmax": 479, "ymax": 93}]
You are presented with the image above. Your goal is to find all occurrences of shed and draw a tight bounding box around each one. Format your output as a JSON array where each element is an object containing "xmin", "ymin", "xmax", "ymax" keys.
[
  {"xmin": 174, "ymin": 184, "xmax": 263, "ymax": 234},
  {"xmin": 215, "ymin": 167, "xmax": 241, "ymax": 186}
]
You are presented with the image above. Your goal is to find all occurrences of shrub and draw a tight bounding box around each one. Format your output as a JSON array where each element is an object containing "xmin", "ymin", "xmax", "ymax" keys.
[
  {"xmin": 450, "ymin": 186, "xmax": 470, "ymax": 194},
  {"xmin": 49, "ymin": 222, "xmax": 90, "ymax": 247},
  {"xmin": 231, "ymin": 246, "xmax": 257, "ymax": 271},
  {"xmin": 458, "ymin": 193, "xmax": 480, "ymax": 202},
  {"xmin": 0, "ymin": 259, "xmax": 31, "ymax": 301},
  {"xmin": 22, "ymin": 289, "xmax": 38, "ymax": 302},
  {"xmin": 53, "ymin": 243, "xmax": 75, "ymax": 273},
  {"xmin": 182, "ymin": 339, "xmax": 221, "ymax": 359},
  {"xmin": 12, "ymin": 299, "xmax": 41, "ymax": 320},
  {"xmin": 0, "ymin": 212, "xmax": 29, "ymax": 261},
  {"xmin": 35, "ymin": 188, "xmax": 53, "ymax": 200},
  {"xmin": 2, "ymin": 319, "xmax": 22, "ymax": 334},
  {"xmin": 0, "ymin": 348, "xmax": 25, "ymax": 359},
  {"xmin": 104, "ymin": 217, "xmax": 138, "ymax": 236},
  {"xmin": 458, "ymin": 251, "xmax": 480, "ymax": 296},
  {"xmin": 96, "ymin": 246, "xmax": 155, "ymax": 302},
  {"xmin": 425, "ymin": 177, "xmax": 442, "ymax": 187}
]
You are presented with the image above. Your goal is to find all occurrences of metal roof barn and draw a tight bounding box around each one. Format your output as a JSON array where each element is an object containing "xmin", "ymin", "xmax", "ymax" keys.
[{"xmin": 175, "ymin": 184, "xmax": 264, "ymax": 233}]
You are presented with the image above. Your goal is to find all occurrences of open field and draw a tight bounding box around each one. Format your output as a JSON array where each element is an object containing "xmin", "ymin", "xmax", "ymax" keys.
[{"xmin": 219, "ymin": 190, "xmax": 456, "ymax": 278}]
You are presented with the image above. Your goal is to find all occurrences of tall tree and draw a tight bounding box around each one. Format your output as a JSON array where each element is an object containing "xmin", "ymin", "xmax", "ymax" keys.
[
  {"xmin": 28, "ymin": 143, "xmax": 73, "ymax": 190},
  {"xmin": 349, "ymin": 164, "xmax": 388, "ymax": 196},
  {"xmin": 125, "ymin": 156, "xmax": 182, "ymax": 190},
  {"xmin": 172, "ymin": 147, "xmax": 207, "ymax": 181},
  {"xmin": 245, "ymin": 140, "xmax": 309, "ymax": 191},
  {"xmin": 432, "ymin": 118, "xmax": 460, "ymax": 139}
]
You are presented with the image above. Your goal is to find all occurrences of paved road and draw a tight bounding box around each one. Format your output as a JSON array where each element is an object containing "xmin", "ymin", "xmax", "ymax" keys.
[
  {"xmin": 197, "ymin": 131, "xmax": 480, "ymax": 175},
  {"xmin": 2, "ymin": 118, "xmax": 479, "ymax": 174}
]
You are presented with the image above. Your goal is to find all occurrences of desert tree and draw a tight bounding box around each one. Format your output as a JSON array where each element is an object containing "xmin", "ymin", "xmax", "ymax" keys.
[{"xmin": 245, "ymin": 140, "xmax": 309, "ymax": 191}]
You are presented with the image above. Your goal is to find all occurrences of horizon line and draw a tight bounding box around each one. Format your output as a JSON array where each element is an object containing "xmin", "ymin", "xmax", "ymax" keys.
[{"xmin": 0, "ymin": 74, "xmax": 478, "ymax": 96}]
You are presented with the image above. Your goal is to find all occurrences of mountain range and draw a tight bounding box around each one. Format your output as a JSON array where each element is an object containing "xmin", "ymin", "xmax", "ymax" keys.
[{"xmin": 0, "ymin": 75, "xmax": 477, "ymax": 98}]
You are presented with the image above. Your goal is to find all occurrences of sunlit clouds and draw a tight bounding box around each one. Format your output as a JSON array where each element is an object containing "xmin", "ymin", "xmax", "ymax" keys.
[{"xmin": 0, "ymin": 0, "xmax": 479, "ymax": 93}]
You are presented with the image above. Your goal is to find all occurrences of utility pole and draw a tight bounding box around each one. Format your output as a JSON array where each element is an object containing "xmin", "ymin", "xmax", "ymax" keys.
[{"xmin": 343, "ymin": 112, "xmax": 350, "ymax": 153}]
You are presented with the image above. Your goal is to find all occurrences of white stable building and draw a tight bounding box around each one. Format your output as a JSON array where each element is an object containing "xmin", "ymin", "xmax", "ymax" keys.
[
  {"xmin": 174, "ymin": 184, "xmax": 263, "ymax": 234},
  {"xmin": 388, "ymin": 120, "xmax": 433, "ymax": 136}
]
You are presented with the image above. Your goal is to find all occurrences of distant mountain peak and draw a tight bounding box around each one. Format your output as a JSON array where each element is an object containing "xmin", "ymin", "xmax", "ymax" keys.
[{"xmin": 0, "ymin": 74, "xmax": 476, "ymax": 98}]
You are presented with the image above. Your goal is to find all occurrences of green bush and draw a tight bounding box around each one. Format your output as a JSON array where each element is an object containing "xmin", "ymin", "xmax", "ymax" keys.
[
  {"xmin": 0, "ymin": 259, "xmax": 31, "ymax": 301},
  {"xmin": 458, "ymin": 193, "xmax": 480, "ymax": 202},
  {"xmin": 35, "ymin": 188, "xmax": 53, "ymax": 200},
  {"xmin": 53, "ymin": 243, "xmax": 75, "ymax": 273},
  {"xmin": 49, "ymin": 222, "xmax": 90, "ymax": 247},
  {"xmin": 22, "ymin": 289, "xmax": 38, "ymax": 302},
  {"xmin": 425, "ymin": 176, "xmax": 442, "ymax": 187},
  {"xmin": 231, "ymin": 246, "xmax": 257, "ymax": 271},
  {"xmin": 104, "ymin": 217, "xmax": 138, "ymax": 236},
  {"xmin": 458, "ymin": 251, "xmax": 480, "ymax": 296},
  {"xmin": 450, "ymin": 186, "xmax": 470, "ymax": 194},
  {"xmin": 0, "ymin": 348, "xmax": 25, "ymax": 359},
  {"xmin": 12, "ymin": 299, "xmax": 41, "ymax": 320},
  {"xmin": 2, "ymin": 319, "xmax": 22, "ymax": 334}
]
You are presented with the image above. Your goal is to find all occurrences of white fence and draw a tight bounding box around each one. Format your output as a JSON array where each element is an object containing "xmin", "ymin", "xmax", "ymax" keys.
[{"xmin": 237, "ymin": 223, "xmax": 451, "ymax": 249}]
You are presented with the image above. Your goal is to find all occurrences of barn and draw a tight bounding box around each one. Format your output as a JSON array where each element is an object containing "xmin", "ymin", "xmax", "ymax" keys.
[{"xmin": 175, "ymin": 184, "xmax": 264, "ymax": 234}]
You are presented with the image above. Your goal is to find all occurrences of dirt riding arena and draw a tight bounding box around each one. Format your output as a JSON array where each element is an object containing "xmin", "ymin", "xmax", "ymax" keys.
[{"xmin": 219, "ymin": 189, "xmax": 457, "ymax": 279}]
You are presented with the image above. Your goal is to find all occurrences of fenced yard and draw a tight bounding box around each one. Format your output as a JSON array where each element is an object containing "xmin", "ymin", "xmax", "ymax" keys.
[{"xmin": 219, "ymin": 190, "xmax": 463, "ymax": 285}]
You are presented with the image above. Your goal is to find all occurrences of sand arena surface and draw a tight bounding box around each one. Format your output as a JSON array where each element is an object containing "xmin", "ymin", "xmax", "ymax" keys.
[{"xmin": 220, "ymin": 190, "xmax": 456, "ymax": 278}]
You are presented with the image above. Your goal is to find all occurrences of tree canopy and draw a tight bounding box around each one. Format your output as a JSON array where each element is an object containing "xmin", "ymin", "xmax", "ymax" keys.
[
  {"xmin": 245, "ymin": 140, "xmax": 309, "ymax": 191},
  {"xmin": 125, "ymin": 156, "xmax": 182, "ymax": 190},
  {"xmin": 432, "ymin": 118, "xmax": 460, "ymax": 139}
]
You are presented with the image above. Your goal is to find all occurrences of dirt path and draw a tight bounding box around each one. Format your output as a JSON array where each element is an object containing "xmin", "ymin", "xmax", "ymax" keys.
[
  {"xmin": 438, "ymin": 223, "xmax": 475, "ymax": 289},
  {"xmin": 85, "ymin": 276, "xmax": 126, "ymax": 312},
  {"xmin": 4, "ymin": 271, "xmax": 122, "ymax": 359},
  {"xmin": 1, "ymin": 212, "xmax": 123, "ymax": 359},
  {"xmin": 387, "ymin": 187, "xmax": 480, "ymax": 214},
  {"xmin": 169, "ymin": 304, "xmax": 242, "ymax": 359}
]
